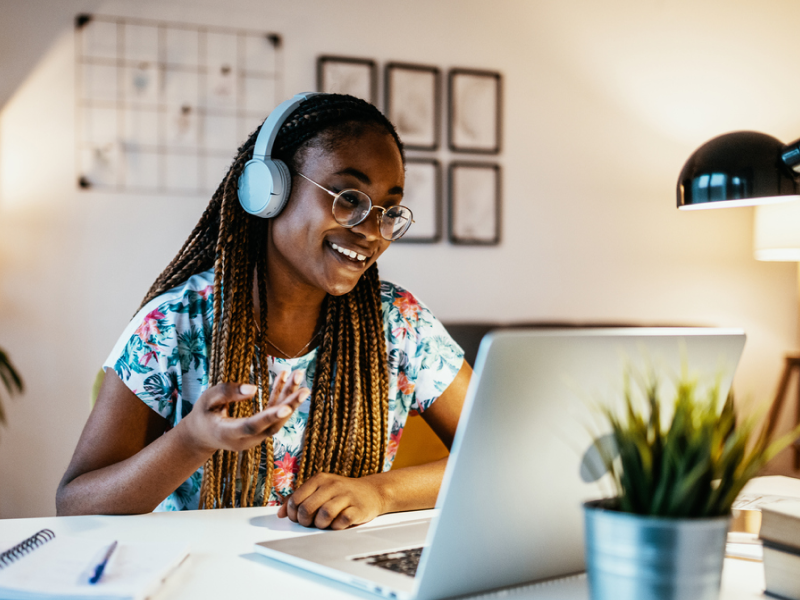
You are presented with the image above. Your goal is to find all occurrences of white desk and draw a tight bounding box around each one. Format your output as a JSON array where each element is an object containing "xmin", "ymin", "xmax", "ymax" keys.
[{"xmin": 0, "ymin": 507, "xmax": 766, "ymax": 599}]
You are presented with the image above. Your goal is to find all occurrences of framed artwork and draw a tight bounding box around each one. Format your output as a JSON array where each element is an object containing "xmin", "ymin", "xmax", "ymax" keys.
[
  {"xmin": 385, "ymin": 63, "xmax": 440, "ymax": 151},
  {"xmin": 317, "ymin": 56, "xmax": 377, "ymax": 104},
  {"xmin": 448, "ymin": 69, "xmax": 502, "ymax": 154},
  {"xmin": 448, "ymin": 162, "xmax": 501, "ymax": 245},
  {"xmin": 396, "ymin": 158, "xmax": 441, "ymax": 244}
]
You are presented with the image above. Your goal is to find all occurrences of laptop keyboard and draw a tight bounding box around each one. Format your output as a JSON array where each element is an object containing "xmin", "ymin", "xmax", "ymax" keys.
[{"xmin": 352, "ymin": 547, "xmax": 424, "ymax": 577}]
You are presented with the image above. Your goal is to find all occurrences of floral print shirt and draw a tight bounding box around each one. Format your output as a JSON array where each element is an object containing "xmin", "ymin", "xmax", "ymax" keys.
[{"xmin": 103, "ymin": 269, "xmax": 464, "ymax": 511}]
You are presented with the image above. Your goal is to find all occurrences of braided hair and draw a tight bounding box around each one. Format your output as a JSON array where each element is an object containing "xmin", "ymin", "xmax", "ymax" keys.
[{"xmin": 140, "ymin": 94, "xmax": 405, "ymax": 508}]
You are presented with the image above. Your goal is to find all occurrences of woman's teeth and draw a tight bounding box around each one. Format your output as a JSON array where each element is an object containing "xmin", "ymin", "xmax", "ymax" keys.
[{"xmin": 331, "ymin": 243, "xmax": 366, "ymax": 262}]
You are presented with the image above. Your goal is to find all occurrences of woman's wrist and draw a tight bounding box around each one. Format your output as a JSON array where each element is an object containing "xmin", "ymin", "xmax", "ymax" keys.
[
  {"xmin": 368, "ymin": 459, "xmax": 449, "ymax": 515},
  {"xmin": 364, "ymin": 473, "xmax": 392, "ymax": 516},
  {"xmin": 173, "ymin": 415, "xmax": 217, "ymax": 462},
  {"xmin": 365, "ymin": 469, "xmax": 420, "ymax": 515}
]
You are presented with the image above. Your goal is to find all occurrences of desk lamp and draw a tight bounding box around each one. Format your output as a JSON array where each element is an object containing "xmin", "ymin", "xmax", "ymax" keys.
[{"xmin": 677, "ymin": 131, "xmax": 800, "ymax": 210}]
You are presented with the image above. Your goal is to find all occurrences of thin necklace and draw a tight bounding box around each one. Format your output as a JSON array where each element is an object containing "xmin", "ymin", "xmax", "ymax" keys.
[{"xmin": 255, "ymin": 321, "xmax": 322, "ymax": 359}]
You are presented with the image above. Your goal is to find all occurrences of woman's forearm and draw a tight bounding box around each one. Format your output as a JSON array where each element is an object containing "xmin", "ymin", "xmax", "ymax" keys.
[
  {"xmin": 371, "ymin": 458, "xmax": 449, "ymax": 515},
  {"xmin": 56, "ymin": 422, "xmax": 211, "ymax": 516},
  {"xmin": 57, "ymin": 375, "xmax": 305, "ymax": 516}
]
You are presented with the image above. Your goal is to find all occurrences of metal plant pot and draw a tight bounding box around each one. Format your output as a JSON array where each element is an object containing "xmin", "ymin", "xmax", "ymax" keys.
[{"xmin": 583, "ymin": 500, "xmax": 730, "ymax": 600}]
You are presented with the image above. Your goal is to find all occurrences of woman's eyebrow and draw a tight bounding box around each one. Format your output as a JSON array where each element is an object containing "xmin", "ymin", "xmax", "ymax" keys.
[
  {"xmin": 334, "ymin": 168, "xmax": 403, "ymax": 196},
  {"xmin": 334, "ymin": 167, "xmax": 371, "ymax": 185}
]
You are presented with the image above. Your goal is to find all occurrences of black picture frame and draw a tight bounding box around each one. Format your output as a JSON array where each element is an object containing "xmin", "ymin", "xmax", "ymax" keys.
[
  {"xmin": 395, "ymin": 158, "xmax": 442, "ymax": 244},
  {"xmin": 385, "ymin": 62, "xmax": 440, "ymax": 151},
  {"xmin": 448, "ymin": 68, "xmax": 502, "ymax": 154},
  {"xmin": 448, "ymin": 162, "xmax": 501, "ymax": 245},
  {"xmin": 317, "ymin": 55, "xmax": 377, "ymax": 105}
]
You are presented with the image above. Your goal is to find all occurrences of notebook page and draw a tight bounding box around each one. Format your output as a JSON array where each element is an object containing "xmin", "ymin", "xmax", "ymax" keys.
[{"xmin": 0, "ymin": 537, "xmax": 188, "ymax": 599}]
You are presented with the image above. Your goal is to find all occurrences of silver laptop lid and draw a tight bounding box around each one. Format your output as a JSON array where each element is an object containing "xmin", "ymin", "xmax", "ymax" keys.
[{"xmin": 413, "ymin": 327, "xmax": 745, "ymax": 600}]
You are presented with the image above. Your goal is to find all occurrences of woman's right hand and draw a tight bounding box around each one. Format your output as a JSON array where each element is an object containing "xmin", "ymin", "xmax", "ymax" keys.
[{"xmin": 179, "ymin": 370, "xmax": 310, "ymax": 456}]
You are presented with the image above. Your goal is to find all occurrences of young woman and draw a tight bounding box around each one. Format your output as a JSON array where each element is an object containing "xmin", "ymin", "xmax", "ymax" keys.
[{"xmin": 56, "ymin": 93, "xmax": 471, "ymax": 530}]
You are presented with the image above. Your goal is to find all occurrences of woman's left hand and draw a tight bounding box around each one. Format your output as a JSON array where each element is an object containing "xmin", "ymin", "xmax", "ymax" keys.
[{"xmin": 277, "ymin": 472, "xmax": 386, "ymax": 529}]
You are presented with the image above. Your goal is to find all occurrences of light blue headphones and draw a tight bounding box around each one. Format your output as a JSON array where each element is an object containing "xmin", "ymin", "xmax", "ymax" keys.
[{"xmin": 237, "ymin": 92, "xmax": 320, "ymax": 218}]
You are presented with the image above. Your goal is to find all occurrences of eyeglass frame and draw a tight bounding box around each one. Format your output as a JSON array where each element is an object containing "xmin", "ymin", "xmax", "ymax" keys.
[{"xmin": 296, "ymin": 172, "xmax": 415, "ymax": 241}]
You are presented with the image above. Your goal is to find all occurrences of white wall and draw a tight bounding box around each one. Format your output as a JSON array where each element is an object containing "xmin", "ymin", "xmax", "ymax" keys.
[{"xmin": 2, "ymin": 0, "xmax": 800, "ymax": 518}]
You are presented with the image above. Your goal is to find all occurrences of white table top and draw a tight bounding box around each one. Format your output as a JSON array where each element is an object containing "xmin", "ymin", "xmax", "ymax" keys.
[{"xmin": 0, "ymin": 506, "xmax": 766, "ymax": 599}]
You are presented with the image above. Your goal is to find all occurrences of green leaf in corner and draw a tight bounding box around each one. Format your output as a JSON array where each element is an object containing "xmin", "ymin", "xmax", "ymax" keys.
[
  {"xmin": 588, "ymin": 359, "xmax": 799, "ymax": 518},
  {"xmin": 0, "ymin": 346, "xmax": 24, "ymax": 428}
]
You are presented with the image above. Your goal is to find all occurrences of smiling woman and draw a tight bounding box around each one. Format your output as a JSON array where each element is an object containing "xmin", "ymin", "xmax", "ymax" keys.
[{"xmin": 56, "ymin": 93, "xmax": 471, "ymax": 530}]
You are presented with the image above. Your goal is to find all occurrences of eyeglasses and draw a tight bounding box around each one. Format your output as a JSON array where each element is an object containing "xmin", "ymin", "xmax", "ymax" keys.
[{"xmin": 297, "ymin": 172, "xmax": 414, "ymax": 241}]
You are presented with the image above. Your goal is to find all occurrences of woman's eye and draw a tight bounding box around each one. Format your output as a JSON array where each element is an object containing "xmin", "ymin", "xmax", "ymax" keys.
[
  {"xmin": 386, "ymin": 207, "xmax": 409, "ymax": 224},
  {"xmin": 339, "ymin": 191, "xmax": 362, "ymax": 207}
]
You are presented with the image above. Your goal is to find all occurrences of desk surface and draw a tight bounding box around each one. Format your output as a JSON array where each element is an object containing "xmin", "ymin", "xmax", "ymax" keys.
[{"xmin": 0, "ymin": 507, "xmax": 766, "ymax": 600}]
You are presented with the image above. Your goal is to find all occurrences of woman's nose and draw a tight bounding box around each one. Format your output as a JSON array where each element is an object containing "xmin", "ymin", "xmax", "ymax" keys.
[{"xmin": 351, "ymin": 206, "xmax": 384, "ymax": 240}]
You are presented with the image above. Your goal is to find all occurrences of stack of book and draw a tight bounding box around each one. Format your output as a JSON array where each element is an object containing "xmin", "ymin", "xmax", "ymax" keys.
[{"xmin": 761, "ymin": 500, "xmax": 800, "ymax": 600}]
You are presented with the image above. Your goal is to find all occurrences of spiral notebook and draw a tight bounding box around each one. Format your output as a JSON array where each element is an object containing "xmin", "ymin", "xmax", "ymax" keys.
[{"xmin": 0, "ymin": 529, "xmax": 189, "ymax": 600}]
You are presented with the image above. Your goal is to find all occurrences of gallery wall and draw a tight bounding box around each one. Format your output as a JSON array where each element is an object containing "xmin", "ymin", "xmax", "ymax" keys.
[{"xmin": 2, "ymin": 0, "xmax": 800, "ymax": 518}]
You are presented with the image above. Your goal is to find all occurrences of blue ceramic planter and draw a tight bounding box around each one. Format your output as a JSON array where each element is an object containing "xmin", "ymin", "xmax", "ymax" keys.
[{"xmin": 583, "ymin": 500, "xmax": 729, "ymax": 600}]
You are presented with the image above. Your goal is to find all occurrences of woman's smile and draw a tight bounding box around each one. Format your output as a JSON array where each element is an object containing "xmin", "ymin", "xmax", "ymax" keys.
[{"xmin": 329, "ymin": 241, "xmax": 370, "ymax": 264}]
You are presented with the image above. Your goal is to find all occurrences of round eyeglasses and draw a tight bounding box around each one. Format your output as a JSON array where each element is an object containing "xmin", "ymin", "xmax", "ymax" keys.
[{"xmin": 297, "ymin": 172, "xmax": 414, "ymax": 241}]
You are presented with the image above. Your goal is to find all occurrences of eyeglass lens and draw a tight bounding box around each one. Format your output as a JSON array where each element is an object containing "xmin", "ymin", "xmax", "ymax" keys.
[{"xmin": 332, "ymin": 190, "xmax": 413, "ymax": 241}]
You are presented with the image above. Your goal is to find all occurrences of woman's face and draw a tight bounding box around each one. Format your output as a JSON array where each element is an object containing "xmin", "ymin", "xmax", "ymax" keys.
[{"xmin": 267, "ymin": 126, "xmax": 405, "ymax": 297}]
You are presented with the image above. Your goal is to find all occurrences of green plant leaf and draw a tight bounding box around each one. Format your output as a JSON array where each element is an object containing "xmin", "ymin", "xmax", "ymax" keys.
[
  {"xmin": 0, "ymin": 346, "xmax": 24, "ymax": 429},
  {"xmin": 589, "ymin": 360, "xmax": 800, "ymax": 517}
]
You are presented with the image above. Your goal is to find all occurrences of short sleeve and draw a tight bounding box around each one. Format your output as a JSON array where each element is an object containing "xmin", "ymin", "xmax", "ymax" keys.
[
  {"xmin": 381, "ymin": 281, "xmax": 464, "ymax": 413},
  {"xmin": 102, "ymin": 272, "xmax": 214, "ymax": 427}
]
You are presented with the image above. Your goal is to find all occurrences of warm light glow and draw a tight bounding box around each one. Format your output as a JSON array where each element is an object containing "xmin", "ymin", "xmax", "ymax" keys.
[
  {"xmin": 755, "ymin": 249, "xmax": 800, "ymax": 261},
  {"xmin": 0, "ymin": 32, "xmax": 74, "ymax": 214},
  {"xmin": 754, "ymin": 199, "xmax": 800, "ymax": 261},
  {"xmin": 680, "ymin": 195, "xmax": 800, "ymax": 211}
]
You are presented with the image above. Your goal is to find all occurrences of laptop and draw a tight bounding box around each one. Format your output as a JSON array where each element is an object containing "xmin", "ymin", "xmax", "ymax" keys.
[{"xmin": 255, "ymin": 328, "xmax": 746, "ymax": 599}]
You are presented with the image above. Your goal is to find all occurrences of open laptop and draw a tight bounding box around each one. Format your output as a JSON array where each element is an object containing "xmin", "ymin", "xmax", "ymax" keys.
[{"xmin": 255, "ymin": 328, "xmax": 746, "ymax": 599}]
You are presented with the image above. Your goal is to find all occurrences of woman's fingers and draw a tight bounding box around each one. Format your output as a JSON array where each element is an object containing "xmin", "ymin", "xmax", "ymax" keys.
[
  {"xmin": 229, "ymin": 387, "xmax": 309, "ymax": 442},
  {"xmin": 203, "ymin": 382, "xmax": 258, "ymax": 411},
  {"xmin": 185, "ymin": 374, "xmax": 309, "ymax": 454},
  {"xmin": 312, "ymin": 496, "xmax": 352, "ymax": 529},
  {"xmin": 266, "ymin": 371, "xmax": 288, "ymax": 407},
  {"xmin": 268, "ymin": 370, "xmax": 307, "ymax": 407},
  {"xmin": 281, "ymin": 474, "xmax": 355, "ymax": 528},
  {"xmin": 282, "ymin": 476, "xmax": 321, "ymax": 524},
  {"xmin": 277, "ymin": 474, "xmax": 382, "ymax": 530},
  {"xmin": 330, "ymin": 506, "xmax": 361, "ymax": 530}
]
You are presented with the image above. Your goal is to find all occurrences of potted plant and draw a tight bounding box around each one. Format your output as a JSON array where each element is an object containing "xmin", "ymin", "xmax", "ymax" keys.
[
  {"xmin": 0, "ymin": 346, "xmax": 24, "ymax": 434},
  {"xmin": 583, "ymin": 367, "xmax": 799, "ymax": 600}
]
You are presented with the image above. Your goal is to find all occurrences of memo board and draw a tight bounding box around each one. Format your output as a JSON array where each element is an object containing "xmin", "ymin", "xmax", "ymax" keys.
[{"xmin": 75, "ymin": 14, "xmax": 284, "ymax": 194}]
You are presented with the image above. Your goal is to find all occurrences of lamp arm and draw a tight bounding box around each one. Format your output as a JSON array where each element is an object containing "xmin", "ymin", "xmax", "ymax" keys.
[{"xmin": 781, "ymin": 138, "xmax": 800, "ymax": 174}]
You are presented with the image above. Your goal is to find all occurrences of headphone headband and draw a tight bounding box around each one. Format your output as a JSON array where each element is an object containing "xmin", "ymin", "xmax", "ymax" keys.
[
  {"xmin": 237, "ymin": 92, "xmax": 321, "ymax": 218},
  {"xmin": 253, "ymin": 92, "xmax": 320, "ymax": 161}
]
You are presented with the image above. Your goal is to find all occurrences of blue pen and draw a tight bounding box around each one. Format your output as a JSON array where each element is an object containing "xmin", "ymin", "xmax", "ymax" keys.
[{"xmin": 88, "ymin": 540, "xmax": 118, "ymax": 585}]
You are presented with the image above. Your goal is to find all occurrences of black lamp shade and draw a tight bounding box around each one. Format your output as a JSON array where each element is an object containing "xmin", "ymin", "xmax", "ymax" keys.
[{"xmin": 677, "ymin": 131, "xmax": 799, "ymax": 210}]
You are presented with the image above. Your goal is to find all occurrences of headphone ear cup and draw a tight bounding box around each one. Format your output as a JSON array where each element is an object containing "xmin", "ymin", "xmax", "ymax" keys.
[
  {"xmin": 238, "ymin": 92, "xmax": 317, "ymax": 218},
  {"xmin": 264, "ymin": 159, "xmax": 291, "ymax": 218},
  {"xmin": 237, "ymin": 159, "xmax": 291, "ymax": 218}
]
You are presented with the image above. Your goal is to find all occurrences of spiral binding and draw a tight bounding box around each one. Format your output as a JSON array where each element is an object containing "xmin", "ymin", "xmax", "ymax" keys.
[{"xmin": 0, "ymin": 529, "xmax": 56, "ymax": 569}]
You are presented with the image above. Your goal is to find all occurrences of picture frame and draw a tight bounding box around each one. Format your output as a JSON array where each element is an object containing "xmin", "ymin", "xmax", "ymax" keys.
[
  {"xmin": 385, "ymin": 62, "xmax": 440, "ymax": 151},
  {"xmin": 317, "ymin": 55, "xmax": 377, "ymax": 104},
  {"xmin": 448, "ymin": 68, "xmax": 502, "ymax": 154},
  {"xmin": 395, "ymin": 158, "xmax": 441, "ymax": 244},
  {"xmin": 448, "ymin": 162, "xmax": 501, "ymax": 245}
]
